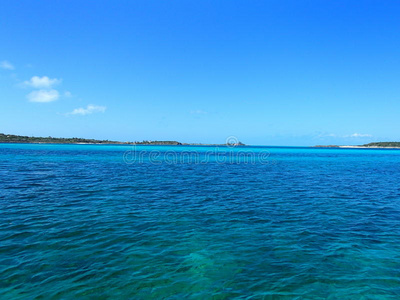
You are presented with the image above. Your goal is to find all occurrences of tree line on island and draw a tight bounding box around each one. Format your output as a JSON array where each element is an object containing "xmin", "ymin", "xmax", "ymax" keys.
[
  {"xmin": 315, "ymin": 142, "xmax": 400, "ymax": 148},
  {"xmin": 0, "ymin": 133, "xmax": 245, "ymax": 146},
  {"xmin": 362, "ymin": 142, "xmax": 400, "ymax": 147}
]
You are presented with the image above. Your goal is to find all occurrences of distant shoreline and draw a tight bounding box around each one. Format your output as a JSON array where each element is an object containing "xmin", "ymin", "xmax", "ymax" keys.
[
  {"xmin": 339, "ymin": 145, "xmax": 400, "ymax": 149},
  {"xmin": 315, "ymin": 145, "xmax": 400, "ymax": 149},
  {"xmin": 0, "ymin": 133, "xmax": 245, "ymax": 147},
  {"xmin": 0, "ymin": 142, "xmax": 246, "ymax": 147}
]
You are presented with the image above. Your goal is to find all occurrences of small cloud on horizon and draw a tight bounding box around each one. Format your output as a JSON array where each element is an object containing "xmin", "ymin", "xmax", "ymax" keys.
[
  {"xmin": 67, "ymin": 105, "xmax": 106, "ymax": 116},
  {"xmin": 317, "ymin": 132, "xmax": 372, "ymax": 139},
  {"xmin": 321, "ymin": 133, "xmax": 337, "ymax": 137},
  {"xmin": 0, "ymin": 60, "xmax": 15, "ymax": 70},
  {"xmin": 345, "ymin": 133, "xmax": 372, "ymax": 138},
  {"xmin": 24, "ymin": 76, "xmax": 61, "ymax": 88},
  {"xmin": 27, "ymin": 89, "xmax": 60, "ymax": 103},
  {"xmin": 190, "ymin": 109, "xmax": 208, "ymax": 115}
]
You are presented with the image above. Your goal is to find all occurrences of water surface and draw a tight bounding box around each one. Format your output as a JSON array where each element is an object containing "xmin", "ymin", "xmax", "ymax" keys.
[{"xmin": 1, "ymin": 144, "xmax": 400, "ymax": 299}]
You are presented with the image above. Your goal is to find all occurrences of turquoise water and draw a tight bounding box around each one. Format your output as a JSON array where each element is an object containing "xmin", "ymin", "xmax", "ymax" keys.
[{"xmin": 1, "ymin": 144, "xmax": 400, "ymax": 299}]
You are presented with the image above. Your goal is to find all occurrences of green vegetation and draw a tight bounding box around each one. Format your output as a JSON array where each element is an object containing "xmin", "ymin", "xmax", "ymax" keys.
[
  {"xmin": 0, "ymin": 133, "xmax": 182, "ymax": 145},
  {"xmin": 362, "ymin": 142, "xmax": 400, "ymax": 148},
  {"xmin": 0, "ymin": 133, "xmax": 245, "ymax": 146},
  {"xmin": 0, "ymin": 133, "xmax": 119, "ymax": 144},
  {"xmin": 138, "ymin": 140, "xmax": 182, "ymax": 145},
  {"xmin": 314, "ymin": 145, "xmax": 340, "ymax": 148},
  {"xmin": 314, "ymin": 142, "xmax": 400, "ymax": 148}
]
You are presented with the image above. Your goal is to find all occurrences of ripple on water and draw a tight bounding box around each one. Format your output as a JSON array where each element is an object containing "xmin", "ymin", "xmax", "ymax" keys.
[{"xmin": 1, "ymin": 145, "xmax": 400, "ymax": 299}]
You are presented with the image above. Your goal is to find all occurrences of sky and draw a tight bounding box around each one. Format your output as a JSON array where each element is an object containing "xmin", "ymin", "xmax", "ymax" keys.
[{"xmin": 1, "ymin": 0, "xmax": 400, "ymax": 146}]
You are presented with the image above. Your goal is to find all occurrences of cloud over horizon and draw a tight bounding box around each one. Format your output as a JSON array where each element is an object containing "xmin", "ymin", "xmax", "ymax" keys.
[
  {"xmin": 346, "ymin": 133, "xmax": 372, "ymax": 138},
  {"xmin": 68, "ymin": 105, "xmax": 106, "ymax": 116},
  {"xmin": 190, "ymin": 109, "xmax": 208, "ymax": 115},
  {"xmin": 317, "ymin": 132, "xmax": 373, "ymax": 139},
  {"xmin": 27, "ymin": 89, "xmax": 60, "ymax": 103},
  {"xmin": 0, "ymin": 60, "xmax": 15, "ymax": 70}
]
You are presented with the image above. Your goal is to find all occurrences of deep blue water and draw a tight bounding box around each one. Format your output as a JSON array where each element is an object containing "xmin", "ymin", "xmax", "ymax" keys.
[{"xmin": 1, "ymin": 143, "xmax": 400, "ymax": 299}]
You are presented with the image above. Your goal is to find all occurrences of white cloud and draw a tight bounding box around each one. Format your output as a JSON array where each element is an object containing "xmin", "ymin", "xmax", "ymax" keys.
[
  {"xmin": 27, "ymin": 89, "xmax": 60, "ymax": 103},
  {"xmin": 0, "ymin": 60, "xmax": 14, "ymax": 70},
  {"xmin": 190, "ymin": 109, "xmax": 208, "ymax": 115},
  {"xmin": 346, "ymin": 133, "xmax": 372, "ymax": 138},
  {"xmin": 317, "ymin": 133, "xmax": 337, "ymax": 138},
  {"xmin": 317, "ymin": 132, "xmax": 372, "ymax": 139},
  {"xmin": 24, "ymin": 76, "xmax": 61, "ymax": 88},
  {"xmin": 64, "ymin": 91, "xmax": 72, "ymax": 97},
  {"xmin": 68, "ymin": 105, "xmax": 106, "ymax": 115}
]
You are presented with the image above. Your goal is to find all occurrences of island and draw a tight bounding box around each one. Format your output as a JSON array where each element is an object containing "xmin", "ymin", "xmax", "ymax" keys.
[
  {"xmin": 315, "ymin": 142, "xmax": 400, "ymax": 149},
  {"xmin": 0, "ymin": 133, "xmax": 182, "ymax": 145},
  {"xmin": 0, "ymin": 133, "xmax": 245, "ymax": 146}
]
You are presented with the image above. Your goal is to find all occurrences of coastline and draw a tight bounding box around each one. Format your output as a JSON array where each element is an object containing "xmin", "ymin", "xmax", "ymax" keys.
[
  {"xmin": 339, "ymin": 145, "xmax": 400, "ymax": 149},
  {"xmin": 0, "ymin": 141, "xmax": 246, "ymax": 147},
  {"xmin": 0, "ymin": 133, "xmax": 246, "ymax": 147},
  {"xmin": 315, "ymin": 145, "xmax": 400, "ymax": 149}
]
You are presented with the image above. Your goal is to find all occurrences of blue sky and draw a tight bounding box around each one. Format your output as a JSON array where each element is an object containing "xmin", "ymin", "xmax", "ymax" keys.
[{"xmin": 1, "ymin": 0, "xmax": 400, "ymax": 146}]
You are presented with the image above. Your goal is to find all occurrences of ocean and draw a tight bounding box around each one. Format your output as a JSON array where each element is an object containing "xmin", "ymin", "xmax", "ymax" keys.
[{"xmin": 1, "ymin": 143, "xmax": 400, "ymax": 299}]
